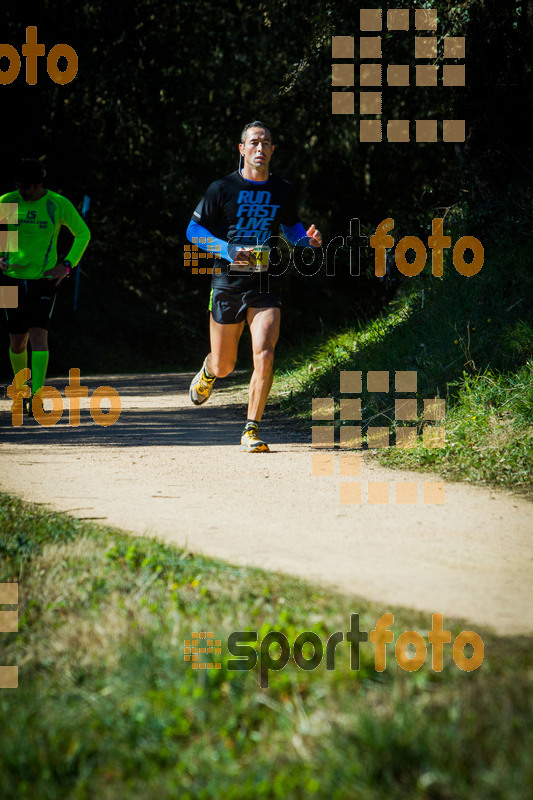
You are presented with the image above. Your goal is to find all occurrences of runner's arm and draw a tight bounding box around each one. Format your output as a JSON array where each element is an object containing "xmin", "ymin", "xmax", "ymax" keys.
[
  {"xmin": 281, "ymin": 222, "xmax": 312, "ymax": 246},
  {"xmin": 282, "ymin": 222, "xmax": 322, "ymax": 247},
  {"xmin": 186, "ymin": 220, "xmax": 231, "ymax": 262},
  {"xmin": 60, "ymin": 198, "xmax": 91, "ymax": 266}
]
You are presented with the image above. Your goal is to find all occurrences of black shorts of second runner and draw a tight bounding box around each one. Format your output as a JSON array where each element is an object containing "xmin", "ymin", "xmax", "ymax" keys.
[
  {"xmin": 209, "ymin": 287, "xmax": 281, "ymax": 324},
  {"xmin": 1, "ymin": 275, "xmax": 58, "ymax": 333}
]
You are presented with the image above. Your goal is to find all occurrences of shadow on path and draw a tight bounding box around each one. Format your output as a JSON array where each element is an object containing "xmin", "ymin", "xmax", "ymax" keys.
[{"xmin": 0, "ymin": 371, "xmax": 304, "ymax": 448}]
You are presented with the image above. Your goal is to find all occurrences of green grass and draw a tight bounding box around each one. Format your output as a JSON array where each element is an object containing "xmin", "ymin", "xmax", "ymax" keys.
[
  {"xmin": 378, "ymin": 363, "xmax": 533, "ymax": 491},
  {"xmin": 270, "ymin": 205, "xmax": 533, "ymax": 493},
  {"xmin": 1, "ymin": 492, "xmax": 532, "ymax": 799}
]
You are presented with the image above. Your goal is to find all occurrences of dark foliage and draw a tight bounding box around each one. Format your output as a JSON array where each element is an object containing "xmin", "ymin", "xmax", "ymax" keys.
[{"xmin": 0, "ymin": 1, "xmax": 530, "ymax": 373}]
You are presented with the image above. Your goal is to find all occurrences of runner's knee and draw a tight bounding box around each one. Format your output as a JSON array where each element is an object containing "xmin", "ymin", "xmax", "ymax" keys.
[
  {"xmin": 28, "ymin": 328, "xmax": 48, "ymax": 350},
  {"xmin": 253, "ymin": 347, "xmax": 275, "ymax": 374},
  {"xmin": 210, "ymin": 358, "xmax": 236, "ymax": 378},
  {"xmin": 9, "ymin": 333, "xmax": 28, "ymax": 353}
]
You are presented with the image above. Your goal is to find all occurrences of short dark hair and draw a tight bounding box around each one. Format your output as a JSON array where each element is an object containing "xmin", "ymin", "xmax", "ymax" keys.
[
  {"xmin": 240, "ymin": 121, "xmax": 272, "ymax": 143},
  {"xmin": 16, "ymin": 158, "xmax": 47, "ymax": 184}
]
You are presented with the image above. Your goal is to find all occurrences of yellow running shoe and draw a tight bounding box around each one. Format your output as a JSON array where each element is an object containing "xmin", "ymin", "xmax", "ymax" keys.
[
  {"xmin": 189, "ymin": 358, "xmax": 216, "ymax": 406},
  {"xmin": 240, "ymin": 423, "xmax": 270, "ymax": 453},
  {"xmin": 9, "ymin": 389, "xmax": 32, "ymax": 420}
]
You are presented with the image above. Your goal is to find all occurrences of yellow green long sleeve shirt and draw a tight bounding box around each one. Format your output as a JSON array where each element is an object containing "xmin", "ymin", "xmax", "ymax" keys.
[{"xmin": 0, "ymin": 189, "xmax": 91, "ymax": 279}]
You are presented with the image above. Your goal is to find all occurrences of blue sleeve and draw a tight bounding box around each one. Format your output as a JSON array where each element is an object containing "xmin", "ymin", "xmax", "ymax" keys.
[
  {"xmin": 281, "ymin": 222, "xmax": 311, "ymax": 247},
  {"xmin": 186, "ymin": 220, "xmax": 230, "ymax": 262}
]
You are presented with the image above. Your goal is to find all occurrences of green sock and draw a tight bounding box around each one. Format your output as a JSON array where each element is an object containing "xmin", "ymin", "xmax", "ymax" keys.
[
  {"xmin": 9, "ymin": 348, "xmax": 28, "ymax": 390},
  {"xmin": 31, "ymin": 350, "xmax": 49, "ymax": 397}
]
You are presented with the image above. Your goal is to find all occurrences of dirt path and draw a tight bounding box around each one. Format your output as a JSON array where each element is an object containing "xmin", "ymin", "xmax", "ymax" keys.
[{"xmin": 1, "ymin": 372, "xmax": 531, "ymax": 635}]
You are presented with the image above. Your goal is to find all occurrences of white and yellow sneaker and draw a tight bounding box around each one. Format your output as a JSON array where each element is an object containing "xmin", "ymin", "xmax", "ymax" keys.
[
  {"xmin": 189, "ymin": 359, "xmax": 216, "ymax": 406},
  {"xmin": 240, "ymin": 422, "xmax": 270, "ymax": 453}
]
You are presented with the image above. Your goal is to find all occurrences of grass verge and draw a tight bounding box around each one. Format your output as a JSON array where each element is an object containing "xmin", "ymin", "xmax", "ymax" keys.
[{"xmin": 1, "ymin": 491, "xmax": 532, "ymax": 799}]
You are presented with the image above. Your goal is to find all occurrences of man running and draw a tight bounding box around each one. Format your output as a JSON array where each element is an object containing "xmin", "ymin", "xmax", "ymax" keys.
[
  {"xmin": 0, "ymin": 158, "xmax": 91, "ymax": 415},
  {"xmin": 187, "ymin": 121, "xmax": 322, "ymax": 452}
]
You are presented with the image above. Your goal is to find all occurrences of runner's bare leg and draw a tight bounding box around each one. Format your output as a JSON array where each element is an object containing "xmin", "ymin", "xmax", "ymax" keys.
[
  {"xmin": 206, "ymin": 315, "xmax": 245, "ymax": 378},
  {"xmin": 246, "ymin": 306, "xmax": 280, "ymax": 422}
]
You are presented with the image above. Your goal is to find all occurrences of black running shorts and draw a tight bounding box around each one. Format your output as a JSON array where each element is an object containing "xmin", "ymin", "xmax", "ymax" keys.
[
  {"xmin": 209, "ymin": 287, "xmax": 281, "ymax": 324},
  {"xmin": 1, "ymin": 276, "xmax": 58, "ymax": 333}
]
